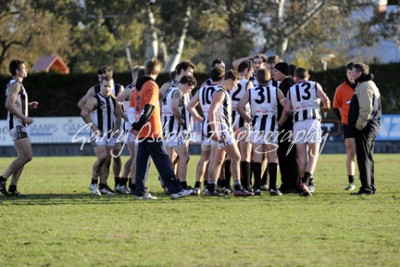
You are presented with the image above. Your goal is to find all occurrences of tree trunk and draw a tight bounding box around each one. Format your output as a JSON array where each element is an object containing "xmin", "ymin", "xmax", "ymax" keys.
[
  {"xmin": 162, "ymin": 3, "xmax": 191, "ymax": 72},
  {"xmin": 144, "ymin": 5, "xmax": 158, "ymax": 60}
]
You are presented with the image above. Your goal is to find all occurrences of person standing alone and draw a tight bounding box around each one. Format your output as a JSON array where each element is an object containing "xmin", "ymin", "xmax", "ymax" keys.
[{"xmin": 0, "ymin": 59, "xmax": 39, "ymax": 197}]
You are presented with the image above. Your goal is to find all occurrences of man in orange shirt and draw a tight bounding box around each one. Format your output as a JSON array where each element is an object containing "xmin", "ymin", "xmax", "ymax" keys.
[
  {"xmin": 333, "ymin": 62, "xmax": 357, "ymax": 191},
  {"xmin": 130, "ymin": 58, "xmax": 192, "ymax": 200}
]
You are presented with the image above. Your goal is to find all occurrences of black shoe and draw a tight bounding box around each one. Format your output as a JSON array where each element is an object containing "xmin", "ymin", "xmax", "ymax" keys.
[
  {"xmin": 9, "ymin": 190, "xmax": 23, "ymax": 198},
  {"xmin": 0, "ymin": 181, "xmax": 10, "ymax": 197},
  {"xmin": 351, "ymin": 190, "xmax": 373, "ymax": 196},
  {"xmin": 204, "ymin": 189, "xmax": 226, "ymax": 197}
]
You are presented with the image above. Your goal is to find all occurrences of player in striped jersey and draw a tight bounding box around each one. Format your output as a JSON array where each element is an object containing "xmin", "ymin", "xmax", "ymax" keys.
[
  {"xmin": 116, "ymin": 66, "xmax": 146, "ymax": 194},
  {"xmin": 285, "ymin": 67, "xmax": 330, "ymax": 196},
  {"xmin": 160, "ymin": 61, "xmax": 196, "ymax": 183},
  {"xmin": 230, "ymin": 60, "xmax": 254, "ymax": 192},
  {"xmin": 186, "ymin": 66, "xmax": 225, "ymax": 195},
  {"xmin": 81, "ymin": 76, "xmax": 123, "ymax": 195},
  {"xmin": 206, "ymin": 70, "xmax": 253, "ymax": 197},
  {"xmin": 233, "ymin": 54, "xmax": 267, "ymax": 87},
  {"xmin": 201, "ymin": 58, "xmax": 225, "ymax": 86},
  {"xmin": 159, "ymin": 61, "xmax": 195, "ymax": 100},
  {"xmin": 0, "ymin": 59, "xmax": 38, "ymax": 197},
  {"xmin": 77, "ymin": 65, "xmax": 125, "ymax": 192},
  {"xmin": 162, "ymin": 76, "xmax": 197, "ymax": 190},
  {"xmin": 237, "ymin": 68, "xmax": 288, "ymax": 196}
]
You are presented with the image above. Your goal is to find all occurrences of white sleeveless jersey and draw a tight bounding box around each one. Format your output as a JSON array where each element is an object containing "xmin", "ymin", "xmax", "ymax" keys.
[
  {"xmin": 213, "ymin": 87, "xmax": 234, "ymax": 137},
  {"xmin": 289, "ymin": 80, "xmax": 321, "ymax": 122},
  {"xmin": 198, "ymin": 84, "xmax": 217, "ymax": 139},
  {"xmin": 90, "ymin": 93, "xmax": 117, "ymax": 139},
  {"xmin": 161, "ymin": 87, "xmax": 192, "ymax": 137},
  {"xmin": 122, "ymin": 83, "xmax": 136, "ymax": 131},
  {"xmin": 230, "ymin": 78, "xmax": 250, "ymax": 128},
  {"xmin": 249, "ymin": 84, "xmax": 279, "ymax": 133},
  {"xmin": 6, "ymin": 79, "xmax": 28, "ymax": 130}
]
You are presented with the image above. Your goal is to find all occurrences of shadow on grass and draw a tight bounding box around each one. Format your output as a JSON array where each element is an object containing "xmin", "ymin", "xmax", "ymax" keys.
[
  {"xmin": 1, "ymin": 190, "xmax": 389, "ymax": 206},
  {"xmin": 0, "ymin": 193, "xmax": 139, "ymax": 206}
]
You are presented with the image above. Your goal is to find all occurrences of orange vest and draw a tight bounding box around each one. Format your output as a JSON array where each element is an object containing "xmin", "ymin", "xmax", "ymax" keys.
[
  {"xmin": 130, "ymin": 80, "xmax": 163, "ymax": 139},
  {"xmin": 333, "ymin": 81, "xmax": 354, "ymax": 125}
]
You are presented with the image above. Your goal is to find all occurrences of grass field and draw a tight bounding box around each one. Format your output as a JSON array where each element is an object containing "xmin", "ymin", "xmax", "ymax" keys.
[{"xmin": 0, "ymin": 154, "xmax": 399, "ymax": 267}]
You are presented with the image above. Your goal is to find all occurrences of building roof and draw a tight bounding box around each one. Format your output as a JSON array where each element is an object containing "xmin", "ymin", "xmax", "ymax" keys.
[{"xmin": 31, "ymin": 55, "xmax": 70, "ymax": 74}]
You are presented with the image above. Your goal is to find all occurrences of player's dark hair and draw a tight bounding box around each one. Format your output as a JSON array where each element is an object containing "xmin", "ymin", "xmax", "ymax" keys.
[
  {"xmin": 97, "ymin": 65, "xmax": 113, "ymax": 76},
  {"xmin": 238, "ymin": 60, "xmax": 253, "ymax": 73},
  {"xmin": 9, "ymin": 59, "xmax": 24, "ymax": 76},
  {"xmin": 256, "ymin": 69, "xmax": 271, "ymax": 84},
  {"xmin": 210, "ymin": 66, "xmax": 225, "ymax": 81},
  {"xmin": 180, "ymin": 75, "xmax": 197, "ymax": 87}
]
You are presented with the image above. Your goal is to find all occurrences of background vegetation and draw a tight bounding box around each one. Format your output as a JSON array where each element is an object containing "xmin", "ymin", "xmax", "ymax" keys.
[
  {"xmin": 1, "ymin": 62, "xmax": 399, "ymax": 119},
  {"xmin": 1, "ymin": 0, "xmax": 399, "ymax": 74}
]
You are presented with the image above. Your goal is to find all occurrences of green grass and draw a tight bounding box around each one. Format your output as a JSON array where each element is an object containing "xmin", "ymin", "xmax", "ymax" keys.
[{"xmin": 0, "ymin": 154, "xmax": 399, "ymax": 267}]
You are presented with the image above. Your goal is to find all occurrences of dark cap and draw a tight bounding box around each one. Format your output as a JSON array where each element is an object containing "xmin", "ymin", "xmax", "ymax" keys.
[{"xmin": 274, "ymin": 62, "xmax": 290, "ymax": 76}]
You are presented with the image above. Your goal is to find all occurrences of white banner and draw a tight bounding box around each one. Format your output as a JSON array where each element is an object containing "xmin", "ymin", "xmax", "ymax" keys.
[{"xmin": 0, "ymin": 117, "xmax": 91, "ymax": 146}]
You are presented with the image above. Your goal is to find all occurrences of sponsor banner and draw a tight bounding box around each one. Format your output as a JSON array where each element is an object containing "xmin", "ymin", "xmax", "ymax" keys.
[
  {"xmin": 0, "ymin": 117, "xmax": 91, "ymax": 146},
  {"xmin": 0, "ymin": 115, "xmax": 399, "ymax": 146},
  {"xmin": 377, "ymin": 114, "xmax": 400, "ymax": 141}
]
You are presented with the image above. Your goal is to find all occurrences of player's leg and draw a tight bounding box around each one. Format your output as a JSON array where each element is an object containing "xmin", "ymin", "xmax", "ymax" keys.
[
  {"xmin": 1, "ymin": 138, "xmax": 32, "ymax": 197},
  {"xmin": 173, "ymin": 144, "xmax": 190, "ymax": 189},
  {"xmin": 344, "ymin": 137, "xmax": 356, "ymax": 190}
]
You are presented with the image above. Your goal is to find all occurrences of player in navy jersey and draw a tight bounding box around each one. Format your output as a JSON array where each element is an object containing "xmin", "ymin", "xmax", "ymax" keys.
[
  {"xmin": 0, "ymin": 59, "xmax": 38, "ymax": 197},
  {"xmin": 77, "ymin": 65, "xmax": 125, "ymax": 191},
  {"xmin": 285, "ymin": 67, "xmax": 330, "ymax": 196},
  {"xmin": 206, "ymin": 70, "xmax": 253, "ymax": 197},
  {"xmin": 237, "ymin": 68, "xmax": 288, "ymax": 196},
  {"xmin": 187, "ymin": 66, "xmax": 225, "ymax": 195},
  {"xmin": 81, "ymin": 76, "xmax": 123, "ymax": 195}
]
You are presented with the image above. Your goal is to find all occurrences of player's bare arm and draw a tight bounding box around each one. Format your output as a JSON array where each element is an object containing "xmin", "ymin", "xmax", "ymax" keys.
[
  {"xmin": 116, "ymin": 88, "xmax": 131, "ymax": 102},
  {"xmin": 5, "ymin": 83, "xmax": 33, "ymax": 125},
  {"xmin": 237, "ymin": 91, "xmax": 251, "ymax": 123},
  {"xmin": 208, "ymin": 91, "xmax": 225, "ymax": 141},
  {"xmin": 114, "ymin": 103, "xmax": 123, "ymax": 134},
  {"xmin": 77, "ymin": 86, "xmax": 95, "ymax": 110},
  {"xmin": 171, "ymin": 90, "xmax": 185, "ymax": 124},
  {"xmin": 186, "ymin": 91, "xmax": 203, "ymax": 122},
  {"xmin": 316, "ymin": 83, "xmax": 331, "ymax": 112},
  {"xmin": 80, "ymin": 97, "xmax": 100, "ymax": 133}
]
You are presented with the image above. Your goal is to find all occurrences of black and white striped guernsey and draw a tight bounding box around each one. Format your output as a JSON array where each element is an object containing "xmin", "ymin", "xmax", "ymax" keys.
[
  {"xmin": 198, "ymin": 84, "xmax": 217, "ymax": 139},
  {"xmin": 161, "ymin": 87, "xmax": 192, "ymax": 138},
  {"xmin": 289, "ymin": 81, "xmax": 321, "ymax": 122},
  {"xmin": 248, "ymin": 84, "xmax": 279, "ymax": 133},
  {"xmin": 230, "ymin": 77, "xmax": 250, "ymax": 129},
  {"xmin": 90, "ymin": 93, "xmax": 117, "ymax": 139},
  {"xmin": 212, "ymin": 86, "xmax": 233, "ymax": 137},
  {"xmin": 6, "ymin": 79, "xmax": 28, "ymax": 130}
]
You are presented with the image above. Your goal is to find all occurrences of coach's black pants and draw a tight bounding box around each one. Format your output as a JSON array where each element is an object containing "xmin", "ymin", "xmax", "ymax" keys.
[
  {"xmin": 135, "ymin": 138, "xmax": 183, "ymax": 196},
  {"xmin": 277, "ymin": 127, "xmax": 299, "ymax": 191},
  {"xmin": 354, "ymin": 123, "xmax": 379, "ymax": 194}
]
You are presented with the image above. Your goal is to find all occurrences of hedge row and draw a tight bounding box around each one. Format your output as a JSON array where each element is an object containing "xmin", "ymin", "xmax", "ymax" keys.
[{"xmin": 1, "ymin": 63, "xmax": 399, "ymax": 118}]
